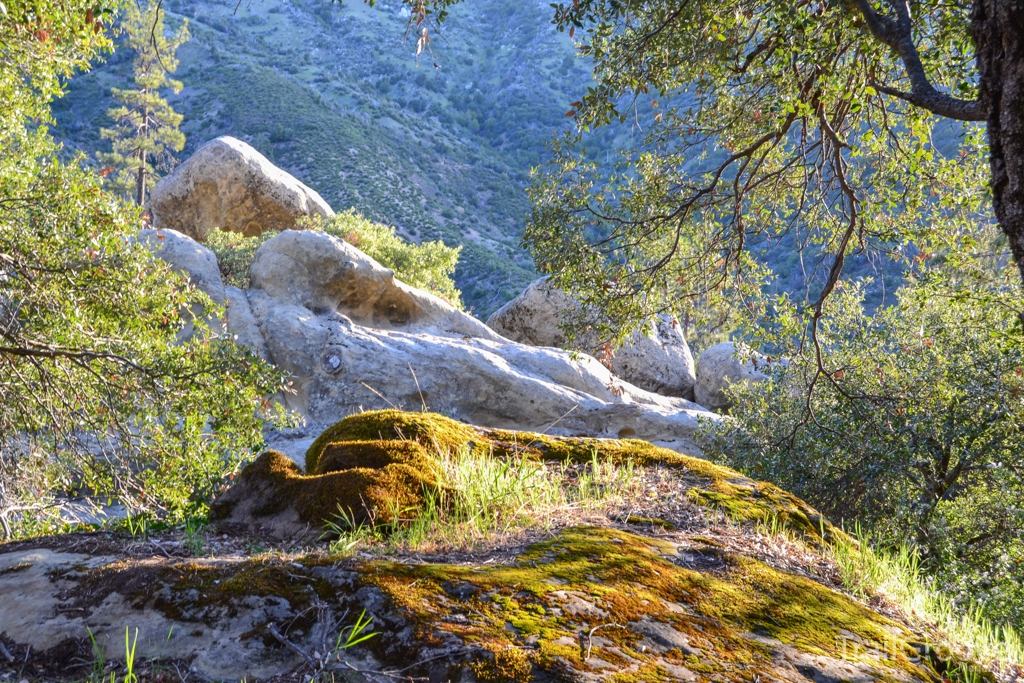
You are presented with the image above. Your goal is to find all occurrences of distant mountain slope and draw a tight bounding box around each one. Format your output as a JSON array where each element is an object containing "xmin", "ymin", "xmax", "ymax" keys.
[{"xmin": 55, "ymin": 0, "xmax": 594, "ymax": 317}]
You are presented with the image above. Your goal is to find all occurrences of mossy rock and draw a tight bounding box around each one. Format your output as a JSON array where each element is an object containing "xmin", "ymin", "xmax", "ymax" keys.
[
  {"xmin": 364, "ymin": 526, "xmax": 956, "ymax": 682},
  {"xmin": 317, "ymin": 439, "xmax": 441, "ymax": 483},
  {"xmin": 297, "ymin": 410, "xmax": 842, "ymax": 542},
  {"xmin": 11, "ymin": 525, "xmax": 989, "ymax": 682},
  {"xmin": 482, "ymin": 425, "xmax": 839, "ymax": 541},
  {"xmin": 306, "ymin": 409, "xmax": 480, "ymax": 473},
  {"xmin": 220, "ymin": 411, "xmax": 838, "ymax": 543},
  {"xmin": 211, "ymin": 450, "xmax": 439, "ymax": 534}
]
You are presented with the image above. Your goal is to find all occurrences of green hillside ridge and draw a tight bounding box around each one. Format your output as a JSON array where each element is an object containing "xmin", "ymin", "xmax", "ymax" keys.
[{"xmin": 53, "ymin": 0, "xmax": 605, "ymax": 317}]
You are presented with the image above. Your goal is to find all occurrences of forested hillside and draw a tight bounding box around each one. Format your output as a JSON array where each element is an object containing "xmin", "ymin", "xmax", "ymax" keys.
[
  {"xmin": 54, "ymin": 0, "xmax": 601, "ymax": 315},
  {"xmin": 54, "ymin": 0, "xmax": 921, "ymax": 318}
]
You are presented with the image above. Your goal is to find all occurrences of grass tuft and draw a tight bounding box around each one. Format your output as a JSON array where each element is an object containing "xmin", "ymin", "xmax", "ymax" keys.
[
  {"xmin": 327, "ymin": 443, "xmax": 643, "ymax": 555},
  {"xmin": 827, "ymin": 525, "xmax": 1023, "ymax": 672}
]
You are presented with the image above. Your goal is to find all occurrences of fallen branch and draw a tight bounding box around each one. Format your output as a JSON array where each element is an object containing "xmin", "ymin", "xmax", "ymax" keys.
[
  {"xmin": 267, "ymin": 623, "xmax": 317, "ymax": 671},
  {"xmin": 0, "ymin": 640, "xmax": 14, "ymax": 663}
]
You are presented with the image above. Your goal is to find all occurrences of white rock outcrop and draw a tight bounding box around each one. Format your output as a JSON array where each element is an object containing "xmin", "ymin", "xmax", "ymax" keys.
[
  {"xmin": 694, "ymin": 342, "xmax": 769, "ymax": 411},
  {"xmin": 243, "ymin": 231, "xmax": 719, "ymax": 455},
  {"xmin": 487, "ymin": 277, "xmax": 697, "ymax": 400},
  {"xmin": 137, "ymin": 228, "xmax": 266, "ymax": 357},
  {"xmin": 139, "ymin": 227, "xmax": 226, "ymax": 304},
  {"xmin": 141, "ymin": 140, "xmax": 722, "ymax": 456},
  {"xmin": 147, "ymin": 136, "xmax": 334, "ymax": 241}
]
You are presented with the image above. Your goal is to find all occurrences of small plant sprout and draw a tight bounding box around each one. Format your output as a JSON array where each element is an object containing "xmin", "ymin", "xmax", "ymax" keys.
[
  {"xmin": 123, "ymin": 627, "xmax": 138, "ymax": 683},
  {"xmin": 333, "ymin": 610, "xmax": 377, "ymax": 653}
]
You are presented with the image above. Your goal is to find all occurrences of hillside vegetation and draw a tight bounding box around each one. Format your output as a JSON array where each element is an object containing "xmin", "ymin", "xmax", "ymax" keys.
[{"xmin": 53, "ymin": 0, "xmax": 605, "ymax": 316}]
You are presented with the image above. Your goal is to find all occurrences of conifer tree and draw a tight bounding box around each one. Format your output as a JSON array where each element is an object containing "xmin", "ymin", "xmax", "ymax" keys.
[{"xmin": 99, "ymin": 1, "xmax": 189, "ymax": 205}]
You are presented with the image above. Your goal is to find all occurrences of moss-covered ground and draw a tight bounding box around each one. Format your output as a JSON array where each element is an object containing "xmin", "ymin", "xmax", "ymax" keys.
[
  {"xmin": 6, "ymin": 410, "xmax": 995, "ymax": 682},
  {"xmin": 37, "ymin": 525, "xmax": 968, "ymax": 683}
]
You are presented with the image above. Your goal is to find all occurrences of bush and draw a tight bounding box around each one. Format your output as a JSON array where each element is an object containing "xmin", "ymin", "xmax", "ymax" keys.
[
  {"xmin": 206, "ymin": 208, "xmax": 463, "ymax": 308},
  {"xmin": 703, "ymin": 260, "xmax": 1024, "ymax": 626},
  {"xmin": 0, "ymin": 1, "xmax": 287, "ymax": 538}
]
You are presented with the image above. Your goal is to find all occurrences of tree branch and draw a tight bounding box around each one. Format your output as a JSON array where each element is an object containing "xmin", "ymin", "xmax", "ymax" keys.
[{"xmin": 853, "ymin": 0, "xmax": 984, "ymax": 120}]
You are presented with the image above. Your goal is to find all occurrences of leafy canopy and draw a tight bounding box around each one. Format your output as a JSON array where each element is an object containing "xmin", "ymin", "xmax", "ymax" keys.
[
  {"xmin": 0, "ymin": 0, "xmax": 285, "ymax": 538},
  {"xmin": 523, "ymin": 0, "xmax": 987, "ymax": 345},
  {"xmin": 704, "ymin": 235, "xmax": 1024, "ymax": 624}
]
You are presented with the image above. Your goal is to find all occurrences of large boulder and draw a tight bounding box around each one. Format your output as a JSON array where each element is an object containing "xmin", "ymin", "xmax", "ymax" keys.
[
  {"xmin": 139, "ymin": 227, "xmax": 226, "ymax": 304},
  {"xmin": 147, "ymin": 136, "xmax": 334, "ymax": 241},
  {"xmin": 245, "ymin": 231, "xmax": 718, "ymax": 455},
  {"xmin": 694, "ymin": 341, "xmax": 769, "ymax": 411},
  {"xmin": 139, "ymin": 227, "xmax": 227, "ymax": 339},
  {"xmin": 140, "ymin": 228, "xmax": 266, "ymax": 356},
  {"xmin": 487, "ymin": 277, "xmax": 697, "ymax": 400}
]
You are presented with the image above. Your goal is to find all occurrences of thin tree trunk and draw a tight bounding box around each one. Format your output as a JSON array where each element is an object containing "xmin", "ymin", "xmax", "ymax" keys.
[
  {"xmin": 974, "ymin": 0, "xmax": 1024, "ymax": 285},
  {"xmin": 136, "ymin": 147, "xmax": 146, "ymax": 207},
  {"xmin": 136, "ymin": 104, "xmax": 150, "ymax": 206}
]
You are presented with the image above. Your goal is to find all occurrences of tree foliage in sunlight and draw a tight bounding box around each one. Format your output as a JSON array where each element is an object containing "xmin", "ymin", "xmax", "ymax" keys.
[
  {"xmin": 0, "ymin": 0, "xmax": 286, "ymax": 538},
  {"xmin": 704, "ymin": 234, "xmax": 1024, "ymax": 624}
]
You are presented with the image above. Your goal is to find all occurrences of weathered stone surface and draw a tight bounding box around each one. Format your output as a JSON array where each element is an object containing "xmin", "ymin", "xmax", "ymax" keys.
[
  {"xmin": 247, "ymin": 231, "xmax": 716, "ymax": 454},
  {"xmin": 225, "ymin": 285, "xmax": 269, "ymax": 358},
  {"xmin": 139, "ymin": 227, "xmax": 226, "ymax": 305},
  {"xmin": 147, "ymin": 136, "xmax": 334, "ymax": 241},
  {"xmin": 694, "ymin": 341, "xmax": 770, "ymax": 411},
  {"xmin": 487, "ymin": 277, "xmax": 697, "ymax": 400},
  {"xmin": 0, "ymin": 527, "xmax": 946, "ymax": 683},
  {"xmin": 139, "ymin": 227, "xmax": 227, "ymax": 339}
]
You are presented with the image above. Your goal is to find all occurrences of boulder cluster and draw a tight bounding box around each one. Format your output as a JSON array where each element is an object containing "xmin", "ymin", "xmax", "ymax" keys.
[{"xmin": 144, "ymin": 136, "xmax": 773, "ymax": 459}]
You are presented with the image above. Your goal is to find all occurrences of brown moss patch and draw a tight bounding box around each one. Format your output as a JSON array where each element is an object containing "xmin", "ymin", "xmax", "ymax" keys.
[
  {"xmin": 211, "ymin": 450, "xmax": 440, "ymax": 530},
  {"xmin": 225, "ymin": 410, "xmax": 842, "ymax": 543},
  {"xmin": 361, "ymin": 526, "xmax": 938, "ymax": 682},
  {"xmin": 470, "ymin": 644, "xmax": 533, "ymax": 683}
]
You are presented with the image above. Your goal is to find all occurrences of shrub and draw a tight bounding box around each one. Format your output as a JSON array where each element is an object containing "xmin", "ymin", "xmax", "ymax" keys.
[
  {"xmin": 206, "ymin": 209, "xmax": 463, "ymax": 308},
  {"xmin": 703, "ymin": 261, "xmax": 1024, "ymax": 626},
  {"xmin": 0, "ymin": 1, "xmax": 287, "ymax": 538}
]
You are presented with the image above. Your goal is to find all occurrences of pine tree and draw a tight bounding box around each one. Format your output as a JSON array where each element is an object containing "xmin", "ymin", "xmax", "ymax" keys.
[{"xmin": 99, "ymin": 1, "xmax": 189, "ymax": 206}]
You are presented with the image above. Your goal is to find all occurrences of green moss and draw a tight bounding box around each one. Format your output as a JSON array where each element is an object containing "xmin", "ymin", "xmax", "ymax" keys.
[
  {"xmin": 221, "ymin": 450, "xmax": 439, "ymax": 527},
  {"xmin": 362, "ymin": 526, "xmax": 934, "ymax": 682},
  {"xmin": 305, "ymin": 410, "xmax": 480, "ymax": 473},
  {"xmin": 483, "ymin": 430, "xmax": 688, "ymax": 467},
  {"xmin": 688, "ymin": 477, "xmax": 839, "ymax": 541},
  {"xmin": 317, "ymin": 439, "xmax": 440, "ymax": 482},
  {"xmin": 470, "ymin": 644, "xmax": 533, "ymax": 683},
  {"xmin": 298, "ymin": 410, "xmax": 843, "ymax": 541}
]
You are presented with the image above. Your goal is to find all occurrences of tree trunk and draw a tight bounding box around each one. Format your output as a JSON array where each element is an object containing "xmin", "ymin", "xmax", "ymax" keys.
[
  {"xmin": 974, "ymin": 0, "xmax": 1024, "ymax": 285},
  {"xmin": 136, "ymin": 103, "xmax": 149, "ymax": 207},
  {"xmin": 136, "ymin": 147, "xmax": 146, "ymax": 207}
]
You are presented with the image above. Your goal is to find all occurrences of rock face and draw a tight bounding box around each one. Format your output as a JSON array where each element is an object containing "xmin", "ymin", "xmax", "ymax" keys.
[
  {"xmin": 694, "ymin": 341, "xmax": 770, "ymax": 411},
  {"xmin": 139, "ymin": 227, "xmax": 226, "ymax": 305},
  {"xmin": 244, "ymin": 231, "xmax": 717, "ymax": 455},
  {"xmin": 147, "ymin": 136, "xmax": 334, "ymax": 241},
  {"xmin": 138, "ymin": 227, "xmax": 227, "ymax": 338},
  {"xmin": 487, "ymin": 277, "xmax": 697, "ymax": 400},
  {"xmin": 139, "ymin": 228, "xmax": 269, "ymax": 353},
  {"xmin": 0, "ymin": 525, "xmax": 950, "ymax": 683},
  {"xmin": 140, "ymin": 142, "xmax": 718, "ymax": 454}
]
